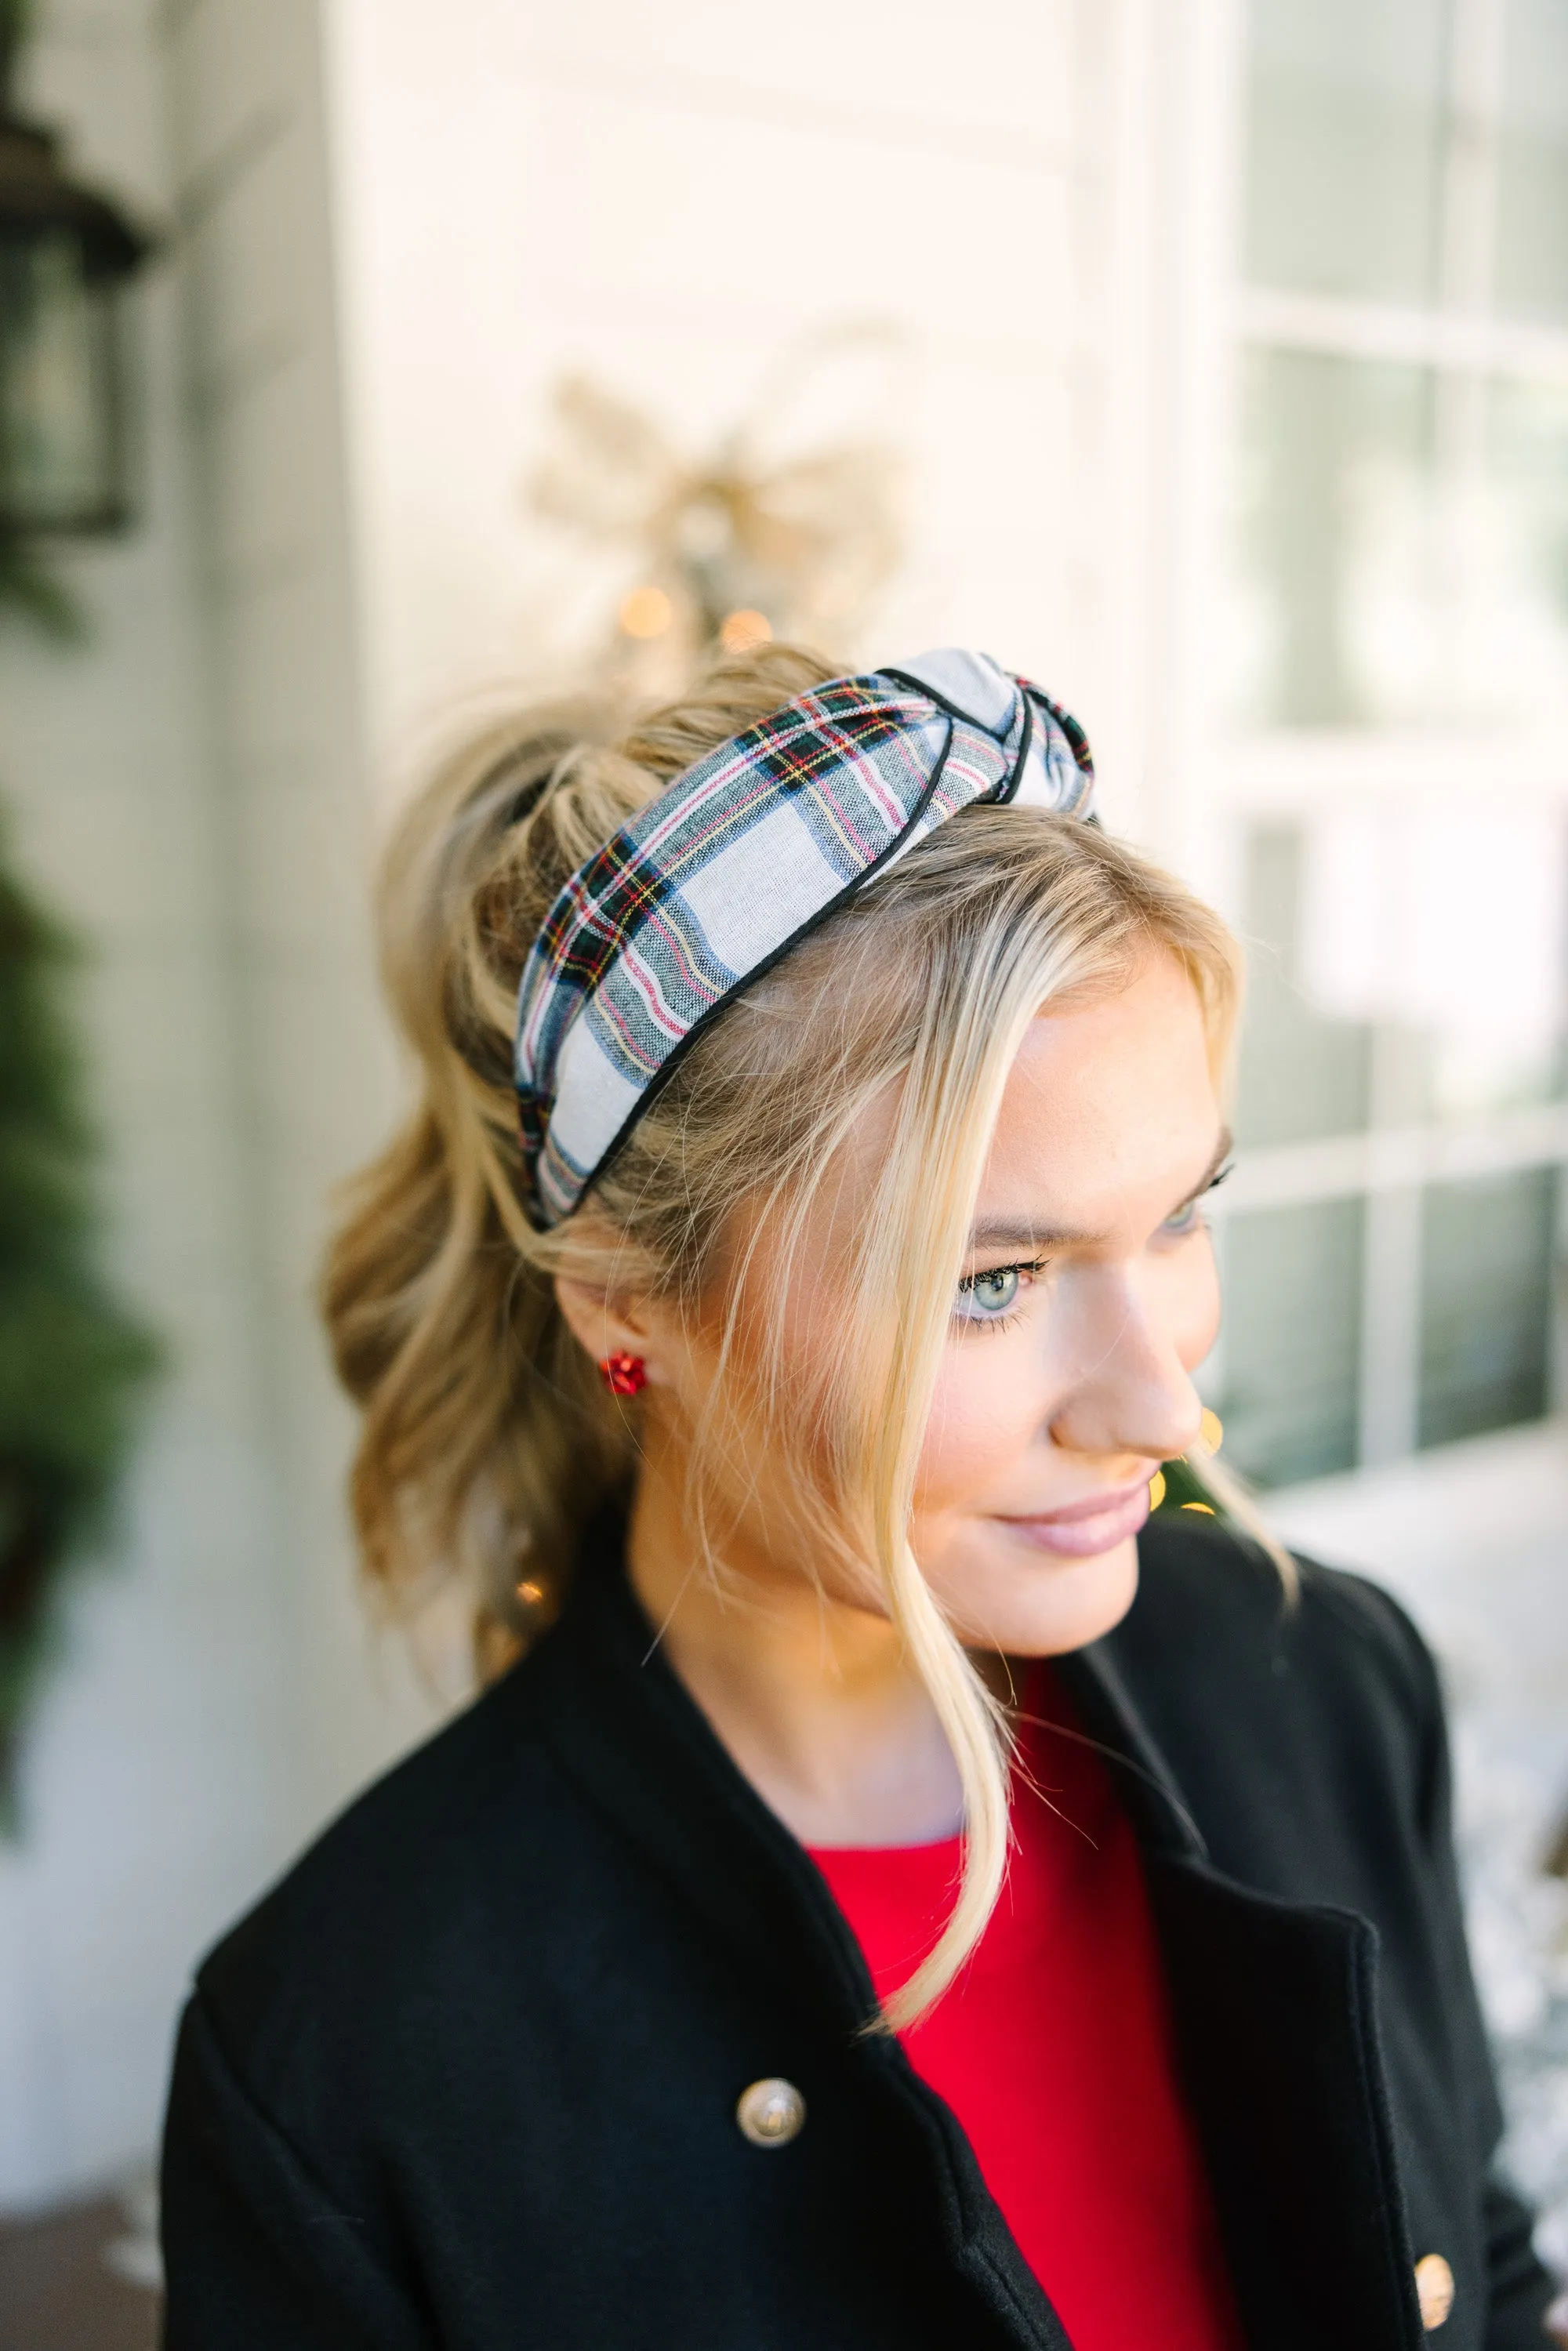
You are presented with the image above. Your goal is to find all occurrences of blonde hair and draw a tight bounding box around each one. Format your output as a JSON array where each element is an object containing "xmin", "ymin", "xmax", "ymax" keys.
[{"xmin": 325, "ymin": 644, "xmax": 1268, "ymax": 2025}]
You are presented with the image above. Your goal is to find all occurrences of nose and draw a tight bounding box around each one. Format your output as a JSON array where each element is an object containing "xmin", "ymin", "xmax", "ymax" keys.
[{"xmin": 1045, "ymin": 1267, "xmax": 1206, "ymax": 1464}]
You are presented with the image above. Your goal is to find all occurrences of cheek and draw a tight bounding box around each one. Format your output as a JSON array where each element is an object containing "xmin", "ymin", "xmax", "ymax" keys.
[{"xmin": 916, "ymin": 1334, "xmax": 1040, "ymax": 1507}]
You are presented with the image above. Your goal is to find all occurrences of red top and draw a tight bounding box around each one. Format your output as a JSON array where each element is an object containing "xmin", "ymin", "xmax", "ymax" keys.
[{"xmin": 808, "ymin": 1668, "xmax": 1244, "ymax": 2351}]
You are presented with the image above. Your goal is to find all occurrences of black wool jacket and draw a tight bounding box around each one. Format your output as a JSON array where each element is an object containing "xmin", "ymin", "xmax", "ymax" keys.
[{"xmin": 161, "ymin": 1514, "xmax": 1557, "ymax": 2351}]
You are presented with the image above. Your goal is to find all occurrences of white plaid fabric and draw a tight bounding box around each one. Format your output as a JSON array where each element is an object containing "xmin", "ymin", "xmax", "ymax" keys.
[{"xmin": 514, "ymin": 649, "xmax": 1095, "ymax": 1226}]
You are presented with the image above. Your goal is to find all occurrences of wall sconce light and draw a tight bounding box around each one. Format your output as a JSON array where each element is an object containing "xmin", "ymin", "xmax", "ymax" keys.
[{"xmin": 0, "ymin": 1, "xmax": 151, "ymax": 562}]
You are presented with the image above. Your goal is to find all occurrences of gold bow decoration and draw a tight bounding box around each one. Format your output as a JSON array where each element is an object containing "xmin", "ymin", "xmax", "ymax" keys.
[{"xmin": 527, "ymin": 322, "xmax": 909, "ymax": 695}]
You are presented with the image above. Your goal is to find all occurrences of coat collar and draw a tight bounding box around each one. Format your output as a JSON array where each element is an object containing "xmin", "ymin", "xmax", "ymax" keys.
[
  {"xmin": 1051, "ymin": 1638, "xmax": 1210, "ymax": 1861},
  {"xmin": 530, "ymin": 1511, "xmax": 881, "ymax": 2042},
  {"xmin": 525, "ymin": 1515, "xmax": 1423, "ymax": 2351}
]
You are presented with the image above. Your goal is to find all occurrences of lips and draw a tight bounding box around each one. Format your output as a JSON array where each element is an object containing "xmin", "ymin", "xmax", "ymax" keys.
[{"xmin": 993, "ymin": 1479, "xmax": 1152, "ymax": 1561}]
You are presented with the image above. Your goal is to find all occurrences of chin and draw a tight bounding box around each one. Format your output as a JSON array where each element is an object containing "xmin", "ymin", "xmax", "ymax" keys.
[{"xmin": 927, "ymin": 1532, "xmax": 1141, "ymax": 1659}]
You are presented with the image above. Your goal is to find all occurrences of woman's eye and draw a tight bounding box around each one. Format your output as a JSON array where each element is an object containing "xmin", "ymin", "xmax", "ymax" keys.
[
  {"xmin": 955, "ymin": 1264, "xmax": 1023, "ymax": 1322},
  {"xmin": 1160, "ymin": 1160, "xmax": 1233, "ymax": 1241}
]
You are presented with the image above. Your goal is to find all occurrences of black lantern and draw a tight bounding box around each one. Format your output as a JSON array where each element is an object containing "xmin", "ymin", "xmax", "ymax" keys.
[{"xmin": 0, "ymin": 2, "xmax": 151, "ymax": 539}]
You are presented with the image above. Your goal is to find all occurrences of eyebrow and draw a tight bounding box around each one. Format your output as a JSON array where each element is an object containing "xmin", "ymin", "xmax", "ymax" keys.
[{"xmin": 966, "ymin": 1127, "xmax": 1234, "ymax": 1257}]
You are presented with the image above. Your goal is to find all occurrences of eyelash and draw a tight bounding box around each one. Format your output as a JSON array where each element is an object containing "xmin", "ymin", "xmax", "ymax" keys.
[
  {"xmin": 953, "ymin": 1259, "xmax": 1047, "ymax": 1335},
  {"xmin": 1159, "ymin": 1161, "xmax": 1234, "ymax": 1239},
  {"xmin": 953, "ymin": 1163, "xmax": 1235, "ymax": 1330}
]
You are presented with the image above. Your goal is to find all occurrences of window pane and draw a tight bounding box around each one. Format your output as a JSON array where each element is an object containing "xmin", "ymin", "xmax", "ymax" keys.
[
  {"xmin": 1477, "ymin": 379, "xmax": 1568, "ymax": 724},
  {"xmin": 1249, "ymin": 807, "xmax": 1567, "ymax": 1123},
  {"xmin": 1497, "ymin": 0, "xmax": 1568, "ymax": 323},
  {"xmin": 1235, "ymin": 825, "xmax": 1372, "ymax": 1146},
  {"xmin": 1216, "ymin": 1201, "xmax": 1365, "ymax": 1486},
  {"xmin": 1233, "ymin": 359, "xmax": 1568, "ymax": 730},
  {"xmin": 1230, "ymin": 349, "xmax": 1439, "ymax": 728},
  {"xmin": 1246, "ymin": 0, "xmax": 1450, "ymax": 303},
  {"xmin": 1418, "ymin": 1166, "xmax": 1558, "ymax": 1444}
]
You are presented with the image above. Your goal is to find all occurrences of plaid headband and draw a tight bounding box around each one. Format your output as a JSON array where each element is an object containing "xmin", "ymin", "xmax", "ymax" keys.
[{"xmin": 513, "ymin": 648, "xmax": 1095, "ymax": 1228}]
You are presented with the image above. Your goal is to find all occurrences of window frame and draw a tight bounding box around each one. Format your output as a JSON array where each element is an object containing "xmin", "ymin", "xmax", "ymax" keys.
[{"xmin": 1168, "ymin": 0, "xmax": 1568, "ymax": 1475}]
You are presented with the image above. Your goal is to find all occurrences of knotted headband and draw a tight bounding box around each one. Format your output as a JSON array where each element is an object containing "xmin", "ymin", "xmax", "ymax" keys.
[{"xmin": 513, "ymin": 648, "xmax": 1095, "ymax": 1228}]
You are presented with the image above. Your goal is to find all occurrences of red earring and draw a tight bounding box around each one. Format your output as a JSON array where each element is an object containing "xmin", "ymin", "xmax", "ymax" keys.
[{"xmin": 599, "ymin": 1350, "xmax": 647, "ymax": 1398}]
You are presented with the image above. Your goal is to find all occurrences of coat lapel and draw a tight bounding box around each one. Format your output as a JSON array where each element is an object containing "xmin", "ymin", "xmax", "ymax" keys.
[{"xmin": 1058, "ymin": 1643, "xmax": 1425, "ymax": 2351}]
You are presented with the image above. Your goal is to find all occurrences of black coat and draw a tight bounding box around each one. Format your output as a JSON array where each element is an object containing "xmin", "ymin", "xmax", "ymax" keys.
[{"xmin": 160, "ymin": 1513, "xmax": 1556, "ymax": 2350}]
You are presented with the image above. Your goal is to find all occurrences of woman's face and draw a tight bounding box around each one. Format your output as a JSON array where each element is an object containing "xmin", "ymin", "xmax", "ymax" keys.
[
  {"xmin": 907, "ymin": 949, "xmax": 1225, "ymax": 1657},
  {"xmin": 574, "ymin": 949, "xmax": 1226, "ymax": 1661}
]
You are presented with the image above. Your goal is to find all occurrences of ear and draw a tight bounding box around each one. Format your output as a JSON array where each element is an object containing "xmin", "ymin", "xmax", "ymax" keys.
[{"xmin": 553, "ymin": 1272, "xmax": 673, "ymax": 1388}]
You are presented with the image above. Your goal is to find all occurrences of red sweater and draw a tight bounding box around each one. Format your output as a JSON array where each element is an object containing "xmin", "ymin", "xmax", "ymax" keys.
[{"xmin": 809, "ymin": 1669, "xmax": 1244, "ymax": 2351}]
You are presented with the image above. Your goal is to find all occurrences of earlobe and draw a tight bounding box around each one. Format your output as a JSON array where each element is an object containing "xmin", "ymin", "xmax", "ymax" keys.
[{"xmin": 553, "ymin": 1272, "xmax": 661, "ymax": 1388}]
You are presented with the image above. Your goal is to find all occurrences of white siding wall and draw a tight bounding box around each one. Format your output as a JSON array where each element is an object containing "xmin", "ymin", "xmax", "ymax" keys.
[
  {"xmin": 0, "ymin": 0, "xmax": 432, "ymax": 2211},
  {"xmin": 324, "ymin": 0, "xmax": 1166, "ymax": 823},
  {"xmin": 163, "ymin": 0, "xmax": 433, "ymax": 1812},
  {"xmin": 0, "ymin": 0, "xmax": 289, "ymax": 2208}
]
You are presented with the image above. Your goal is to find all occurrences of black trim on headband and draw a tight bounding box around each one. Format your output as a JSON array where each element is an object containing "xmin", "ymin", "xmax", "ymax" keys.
[
  {"xmin": 877, "ymin": 666, "xmax": 1000, "ymax": 733},
  {"xmin": 998, "ymin": 688, "xmax": 1035, "ymax": 804},
  {"xmin": 532, "ymin": 715, "xmax": 961, "ymax": 1228},
  {"xmin": 879, "ymin": 667, "xmax": 1083, "ymax": 811}
]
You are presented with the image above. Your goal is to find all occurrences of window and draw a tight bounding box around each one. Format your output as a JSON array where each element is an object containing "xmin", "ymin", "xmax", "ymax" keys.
[{"xmin": 1205, "ymin": 0, "xmax": 1568, "ymax": 1486}]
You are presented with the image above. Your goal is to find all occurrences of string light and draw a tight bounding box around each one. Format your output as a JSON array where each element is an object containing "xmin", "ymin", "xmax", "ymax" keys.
[
  {"xmin": 619, "ymin": 585, "xmax": 673, "ymax": 640},
  {"xmin": 720, "ymin": 608, "xmax": 772, "ymax": 654}
]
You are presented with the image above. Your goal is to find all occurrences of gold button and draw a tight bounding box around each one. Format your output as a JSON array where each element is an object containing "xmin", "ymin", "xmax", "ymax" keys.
[
  {"xmin": 735, "ymin": 2077, "xmax": 806, "ymax": 2148},
  {"xmin": 1415, "ymin": 2254, "xmax": 1454, "ymax": 2331}
]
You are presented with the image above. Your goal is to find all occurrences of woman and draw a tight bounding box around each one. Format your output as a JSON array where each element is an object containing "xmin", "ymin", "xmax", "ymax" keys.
[{"xmin": 161, "ymin": 647, "xmax": 1555, "ymax": 2349}]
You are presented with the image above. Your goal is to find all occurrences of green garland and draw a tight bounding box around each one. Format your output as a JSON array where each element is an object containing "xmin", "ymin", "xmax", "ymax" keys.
[
  {"xmin": 0, "ymin": 836, "xmax": 158, "ymax": 1811},
  {"xmin": 0, "ymin": 537, "xmax": 85, "ymax": 643}
]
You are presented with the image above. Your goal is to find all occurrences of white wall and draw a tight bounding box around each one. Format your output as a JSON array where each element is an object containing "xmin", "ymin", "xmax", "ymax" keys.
[
  {"xmin": 0, "ymin": 0, "xmax": 290, "ymax": 2207},
  {"xmin": 322, "ymin": 0, "xmax": 1171, "ymax": 815},
  {"xmin": 0, "ymin": 0, "xmax": 435, "ymax": 2211},
  {"xmin": 163, "ymin": 0, "xmax": 435, "ymax": 1812}
]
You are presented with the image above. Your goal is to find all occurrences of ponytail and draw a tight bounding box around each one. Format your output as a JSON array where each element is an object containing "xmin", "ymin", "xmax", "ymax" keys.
[{"xmin": 323, "ymin": 654, "xmax": 841, "ymax": 1660}]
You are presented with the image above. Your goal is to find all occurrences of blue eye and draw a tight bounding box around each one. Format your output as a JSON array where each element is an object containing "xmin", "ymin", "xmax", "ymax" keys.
[
  {"xmin": 955, "ymin": 1264, "xmax": 1022, "ymax": 1323},
  {"xmin": 1161, "ymin": 1161, "xmax": 1232, "ymax": 1240}
]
